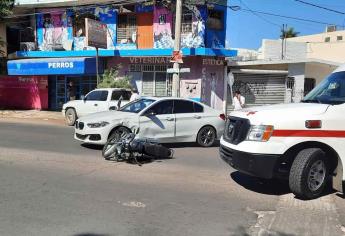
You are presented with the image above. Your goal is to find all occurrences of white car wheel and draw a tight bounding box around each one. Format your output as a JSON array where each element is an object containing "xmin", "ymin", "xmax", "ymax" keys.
[{"xmin": 65, "ymin": 108, "xmax": 77, "ymax": 126}]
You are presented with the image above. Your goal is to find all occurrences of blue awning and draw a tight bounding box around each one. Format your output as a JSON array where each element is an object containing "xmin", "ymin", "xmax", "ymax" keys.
[{"xmin": 7, "ymin": 57, "xmax": 103, "ymax": 76}]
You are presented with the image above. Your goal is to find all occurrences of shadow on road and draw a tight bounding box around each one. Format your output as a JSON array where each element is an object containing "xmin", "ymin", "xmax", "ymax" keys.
[
  {"xmin": 81, "ymin": 143, "xmax": 103, "ymax": 150},
  {"xmin": 163, "ymin": 140, "xmax": 220, "ymax": 148},
  {"xmin": 106, "ymin": 154, "xmax": 174, "ymax": 166},
  {"xmin": 73, "ymin": 234, "xmax": 110, "ymax": 236},
  {"xmin": 230, "ymin": 171, "xmax": 290, "ymax": 196}
]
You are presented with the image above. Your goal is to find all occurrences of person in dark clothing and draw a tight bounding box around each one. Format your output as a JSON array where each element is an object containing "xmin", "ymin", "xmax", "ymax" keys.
[{"xmin": 67, "ymin": 81, "xmax": 76, "ymax": 101}]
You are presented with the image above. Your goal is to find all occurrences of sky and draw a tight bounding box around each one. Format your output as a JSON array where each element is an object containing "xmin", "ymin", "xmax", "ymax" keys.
[{"xmin": 228, "ymin": 0, "xmax": 345, "ymax": 49}]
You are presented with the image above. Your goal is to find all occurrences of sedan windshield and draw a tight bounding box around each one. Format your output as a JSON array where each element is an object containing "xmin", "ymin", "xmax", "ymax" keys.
[
  {"xmin": 303, "ymin": 71, "xmax": 345, "ymax": 105},
  {"xmin": 120, "ymin": 98, "xmax": 155, "ymax": 113}
]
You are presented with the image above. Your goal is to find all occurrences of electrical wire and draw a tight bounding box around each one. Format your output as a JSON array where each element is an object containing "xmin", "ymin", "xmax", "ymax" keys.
[
  {"xmin": 238, "ymin": 0, "xmax": 281, "ymax": 28},
  {"xmin": 294, "ymin": 0, "xmax": 345, "ymax": 15},
  {"xmin": 240, "ymin": 8, "xmax": 344, "ymax": 27}
]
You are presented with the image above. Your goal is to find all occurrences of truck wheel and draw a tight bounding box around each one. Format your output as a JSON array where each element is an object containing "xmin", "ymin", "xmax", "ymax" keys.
[
  {"xmin": 289, "ymin": 148, "xmax": 329, "ymax": 199},
  {"xmin": 197, "ymin": 126, "xmax": 216, "ymax": 147},
  {"xmin": 65, "ymin": 108, "xmax": 77, "ymax": 126}
]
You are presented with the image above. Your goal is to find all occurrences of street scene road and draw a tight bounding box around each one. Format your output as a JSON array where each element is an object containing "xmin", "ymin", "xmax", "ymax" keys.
[{"xmin": 1, "ymin": 120, "xmax": 345, "ymax": 236}]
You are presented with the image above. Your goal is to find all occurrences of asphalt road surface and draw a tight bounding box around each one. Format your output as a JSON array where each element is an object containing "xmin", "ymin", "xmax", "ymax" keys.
[{"xmin": 0, "ymin": 121, "xmax": 345, "ymax": 236}]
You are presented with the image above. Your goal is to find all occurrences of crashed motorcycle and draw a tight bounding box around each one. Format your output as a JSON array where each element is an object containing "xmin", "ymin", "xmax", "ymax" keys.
[{"xmin": 102, "ymin": 132, "xmax": 173, "ymax": 165}]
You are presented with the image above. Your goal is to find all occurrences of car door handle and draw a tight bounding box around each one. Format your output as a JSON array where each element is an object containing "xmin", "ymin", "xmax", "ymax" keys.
[
  {"xmin": 94, "ymin": 104, "xmax": 98, "ymax": 106},
  {"xmin": 193, "ymin": 115, "xmax": 201, "ymax": 119},
  {"xmin": 166, "ymin": 117, "xmax": 175, "ymax": 121}
]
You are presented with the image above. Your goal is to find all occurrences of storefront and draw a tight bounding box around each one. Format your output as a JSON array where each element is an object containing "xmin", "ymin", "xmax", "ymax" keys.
[
  {"xmin": 7, "ymin": 57, "xmax": 103, "ymax": 110},
  {"xmin": 0, "ymin": 76, "xmax": 48, "ymax": 110},
  {"xmin": 107, "ymin": 56, "xmax": 226, "ymax": 111}
]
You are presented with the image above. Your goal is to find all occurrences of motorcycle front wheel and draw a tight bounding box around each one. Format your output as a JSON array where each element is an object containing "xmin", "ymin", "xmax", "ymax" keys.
[{"xmin": 102, "ymin": 134, "xmax": 120, "ymax": 160}]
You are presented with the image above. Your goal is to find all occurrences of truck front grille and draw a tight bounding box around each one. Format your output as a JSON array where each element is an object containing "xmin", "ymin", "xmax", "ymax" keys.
[{"xmin": 223, "ymin": 117, "xmax": 250, "ymax": 145}]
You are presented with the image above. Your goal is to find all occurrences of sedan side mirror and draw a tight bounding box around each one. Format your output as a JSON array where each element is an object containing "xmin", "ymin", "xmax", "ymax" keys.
[{"xmin": 80, "ymin": 95, "xmax": 86, "ymax": 101}]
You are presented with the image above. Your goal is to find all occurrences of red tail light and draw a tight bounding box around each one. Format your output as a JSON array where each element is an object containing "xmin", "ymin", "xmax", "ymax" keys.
[{"xmin": 219, "ymin": 114, "xmax": 226, "ymax": 120}]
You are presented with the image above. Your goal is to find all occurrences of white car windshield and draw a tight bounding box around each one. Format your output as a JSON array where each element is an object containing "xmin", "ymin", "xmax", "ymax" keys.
[
  {"xmin": 120, "ymin": 98, "xmax": 155, "ymax": 113},
  {"xmin": 303, "ymin": 71, "xmax": 345, "ymax": 105}
]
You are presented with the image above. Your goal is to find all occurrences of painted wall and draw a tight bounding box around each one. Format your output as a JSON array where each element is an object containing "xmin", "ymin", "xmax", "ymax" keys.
[
  {"xmin": 36, "ymin": 7, "xmax": 116, "ymax": 51},
  {"xmin": 0, "ymin": 76, "xmax": 48, "ymax": 109},
  {"xmin": 106, "ymin": 56, "xmax": 225, "ymax": 110},
  {"xmin": 153, "ymin": 6, "xmax": 174, "ymax": 49},
  {"xmin": 181, "ymin": 6, "xmax": 207, "ymax": 48},
  {"xmin": 205, "ymin": 5, "xmax": 226, "ymax": 48}
]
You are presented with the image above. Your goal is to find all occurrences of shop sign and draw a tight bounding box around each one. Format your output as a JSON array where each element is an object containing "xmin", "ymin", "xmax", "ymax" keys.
[
  {"xmin": 129, "ymin": 57, "xmax": 171, "ymax": 64},
  {"xmin": 202, "ymin": 58, "xmax": 224, "ymax": 66},
  {"xmin": 85, "ymin": 18, "xmax": 108, "ymax": 49}
]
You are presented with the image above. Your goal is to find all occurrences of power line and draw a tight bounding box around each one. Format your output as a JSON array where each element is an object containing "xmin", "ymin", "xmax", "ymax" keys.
[
  {"xmin": 238, "ymin": 0, "xmax": 281, "ymax": 28},
  {"xmin": 240, "ymin": 8, "xmax": 344, "ymax": 27},
  {"xmin": 294, "ymin": 0, "xmax": 345, "ymax": 15}
]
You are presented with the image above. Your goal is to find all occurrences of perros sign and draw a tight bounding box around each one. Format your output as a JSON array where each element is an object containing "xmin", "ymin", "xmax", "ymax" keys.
[
  {"xmin": 48, "ymin": 62, "xmax": 74, "ymax": 69},
  {"xmin": 85, "ymin": 18, "xmax": 108, "ymax": 49}
]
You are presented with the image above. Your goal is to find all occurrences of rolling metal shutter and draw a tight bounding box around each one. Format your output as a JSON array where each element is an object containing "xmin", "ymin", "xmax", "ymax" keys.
[{"xmin": 228, "ymin": 73, "xmax": 287, "ymax": 110}]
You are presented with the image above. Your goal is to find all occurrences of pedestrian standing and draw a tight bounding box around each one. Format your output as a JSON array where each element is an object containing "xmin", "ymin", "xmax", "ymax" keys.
[
  {"xmin": 67, "ymin": 81, "xmax": 76, "ymax": 101},
  {"xmin": 233, "ymin": 90, "xmax": 245, "ymax": 110},
  {"xmin": 130, "ymin": 88, "xmax": 140, "ymax": 102}
]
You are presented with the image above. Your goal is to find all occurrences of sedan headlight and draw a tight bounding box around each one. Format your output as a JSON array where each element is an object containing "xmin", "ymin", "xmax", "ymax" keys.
[
  {"xmin": 246, "ymin": 125, "xmax": 274, "ymax": 142},
  {"xmin": 87, "ymin": 121, "xmax": 110, "ymax": 128}
]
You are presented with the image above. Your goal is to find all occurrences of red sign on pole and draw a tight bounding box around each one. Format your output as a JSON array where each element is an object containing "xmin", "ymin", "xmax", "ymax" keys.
[{"xmin": 170, "ymin": 50, "xmax": 183, "ymax": 64}]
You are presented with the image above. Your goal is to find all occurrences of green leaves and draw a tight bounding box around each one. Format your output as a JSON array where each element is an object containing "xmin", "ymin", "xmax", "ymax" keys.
[
  {"xmin": 0, "ymin": 0, "xmax": 14, "ymax": 19},
  {"xmin": 97, "ymin": 65, "xmax": 132, "ymax": 89}
]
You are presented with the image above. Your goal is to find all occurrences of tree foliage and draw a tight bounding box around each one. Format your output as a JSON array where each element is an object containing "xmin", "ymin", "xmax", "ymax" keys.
[
  {"xmin": 280, "ymin": 27, "xmax": 300, "ymax": 39},
  {"xmin": 0, "ymin": 0, "xmax": 14, "ymax": 56},
  {"xmin": 0, "ymin": 0, "xmax": 14, "ymax": 19},
  {"xmin": 97, "ymin": 66, "xmax": 132, "ymax": 89}
]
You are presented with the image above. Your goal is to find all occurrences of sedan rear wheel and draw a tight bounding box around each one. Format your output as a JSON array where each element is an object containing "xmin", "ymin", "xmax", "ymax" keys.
[{"xmin": 197, "ymin": 126, "xmax": 216, "ymax": 147}]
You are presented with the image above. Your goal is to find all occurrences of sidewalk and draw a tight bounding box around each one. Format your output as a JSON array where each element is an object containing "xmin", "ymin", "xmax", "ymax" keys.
[{"xmin": 0, "ymin": 110, "xmax": 65, "ymax": 125}]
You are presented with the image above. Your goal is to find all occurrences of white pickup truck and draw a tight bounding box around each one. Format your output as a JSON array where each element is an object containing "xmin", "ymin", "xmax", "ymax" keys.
[
  {"xmin": 220, "ymin": 64, "xmax": 345, "ymax": 199},
  {"xmin": 62, "ymin": 88, "xmax": 131, "ymax": 126}
]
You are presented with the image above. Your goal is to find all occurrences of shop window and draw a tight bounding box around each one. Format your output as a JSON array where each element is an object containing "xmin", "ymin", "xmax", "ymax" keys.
[
  {"xmin": 117, "ymin": 14, "xmax": 137, "ymax": 44},
  {"xmin": 324, "ymin": 37, "xmax": 331, "ymax": 42},
  {"xmin": 74, "ymin": 13, "xmax": 99, "ymax": 37},
  {"xmin": 207, "ymin": 10, "xmax": 223, "ymax": 30},
  {"xmin": 304, "ymin": 78, "xmax": 316, "ymax": 96},
  {"xmin": 337, "ymin": 35, "xmax": 343, "ymax": 41}
]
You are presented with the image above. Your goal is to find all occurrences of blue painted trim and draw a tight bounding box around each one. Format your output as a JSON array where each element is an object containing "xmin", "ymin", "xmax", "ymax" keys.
[
  {"xmin": 14, "ymin": 48, "xmax": 237, "ymax": 58},
  {"xmin": 7, "ymin": 57, "xmax": 103, "ymax": 76}
]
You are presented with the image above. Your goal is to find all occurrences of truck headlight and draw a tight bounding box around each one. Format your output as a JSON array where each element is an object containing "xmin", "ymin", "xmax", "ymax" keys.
[
  {"xmin": 87, "ymin": 121, "xmax": 109, "ymax": 128},
  {"xmin": 246, "ymin": 125, "xmax": 274, "ymax": 142}
]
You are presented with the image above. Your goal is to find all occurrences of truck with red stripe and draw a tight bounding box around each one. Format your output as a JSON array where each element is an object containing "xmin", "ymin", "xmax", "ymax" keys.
[{"xmin": 220, "ymin": 66, "xmax": 345, "ymax": 199}]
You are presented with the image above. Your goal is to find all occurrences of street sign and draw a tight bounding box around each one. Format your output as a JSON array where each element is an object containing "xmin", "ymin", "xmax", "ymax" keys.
[
  {"xmin": 85, "ymin": 18, "xmax": 108, "ymax": 49},
  {"xmin": 167, "ymin": 68, "xmax": 190, "ymax": 74},
  {"xmin": 170, "ymin": 51, "xmax": 183, "ymax": 64}
]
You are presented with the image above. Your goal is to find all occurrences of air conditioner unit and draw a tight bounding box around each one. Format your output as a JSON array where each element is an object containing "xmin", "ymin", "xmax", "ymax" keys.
[
  {"xmin": 20, "ymin": 42, "xmax": 36, "ymax": 51},
  {"xmin": 326, "ymin": 25, "xmax": 337, "ymax": 33}
]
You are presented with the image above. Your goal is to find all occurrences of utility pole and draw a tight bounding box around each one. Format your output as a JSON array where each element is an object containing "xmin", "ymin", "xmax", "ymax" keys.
[
  {"xmin": 281, "ymin": 24, "xmax": 285, "ymax": 60},
  {"xmin": 172, "ymin": 0, "xmax": 182, "ymax": 97}
]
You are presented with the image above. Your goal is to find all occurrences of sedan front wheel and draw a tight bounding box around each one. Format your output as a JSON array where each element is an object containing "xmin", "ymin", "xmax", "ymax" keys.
[{"xmin": 197, "ymin": 126, "xmax": 216, "ymax": 147}]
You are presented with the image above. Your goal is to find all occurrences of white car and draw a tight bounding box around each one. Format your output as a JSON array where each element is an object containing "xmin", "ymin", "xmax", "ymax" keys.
[
  {"xmin": 74, "ymin": 97, "xmax": 226, "ymax": 147},
  {"xmin": 62, "ymin": 88, "xmax": 131, "ymax": 126}
]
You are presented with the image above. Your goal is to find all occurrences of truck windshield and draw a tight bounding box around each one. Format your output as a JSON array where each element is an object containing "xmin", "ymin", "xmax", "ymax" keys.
[
  {"xmin": 303, "ymin": 71, "xmax": 345, "ymax": 105},
  {"xmin": 120, "ymin": 98, "xmax": 155, "ymax": 113}
]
